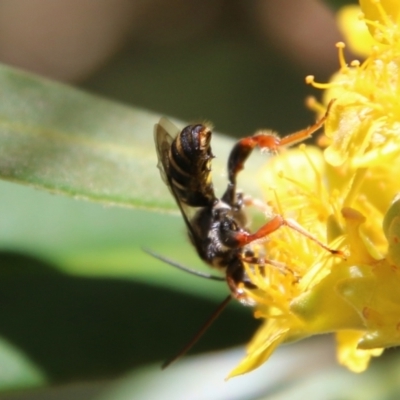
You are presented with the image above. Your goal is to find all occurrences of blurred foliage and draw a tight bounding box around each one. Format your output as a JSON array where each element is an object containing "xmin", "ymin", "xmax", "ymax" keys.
[
  {"xmin": 1, "ymin": 0, "xmax": 399, "ymax": 399},
  {"xmin": 0, "ymin": 57, "xmax": 263, "ymax": 391},
  {"xmin": 82, "ymin": 37, "xmax": 323, "ymax": 139}
]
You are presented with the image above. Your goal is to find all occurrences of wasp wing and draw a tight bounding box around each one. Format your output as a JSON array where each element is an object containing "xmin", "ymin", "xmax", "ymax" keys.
[
  {"xmin": 154, "ymin": 118, "xmax": 198, "ymax": 236},
  {"xmin": 154, "ymin": 117, "xmax": 178, "ymax": 187}
]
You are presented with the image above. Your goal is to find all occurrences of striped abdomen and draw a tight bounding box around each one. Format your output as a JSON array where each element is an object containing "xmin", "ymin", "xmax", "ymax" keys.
[{"xmin": 169, "ymin": 124, "xmax": 215, "ymax": 207}]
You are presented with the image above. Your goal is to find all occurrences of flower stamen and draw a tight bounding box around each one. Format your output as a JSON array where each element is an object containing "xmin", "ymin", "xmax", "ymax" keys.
[
  {"xmin": 336, "ymin": 41, "xmax": 348, "ymax": 69},
  {"xmin": 305, "ymin": 75, "xmax": 331, "ymax": 89},
  {"xmin": 230, "ymin": 0, "xmax": 400, "ymax": 378}
]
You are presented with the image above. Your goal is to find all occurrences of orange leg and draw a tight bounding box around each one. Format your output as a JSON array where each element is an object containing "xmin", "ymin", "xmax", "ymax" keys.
[
  {"xmin": 234, "ymin": 214, "xmax": 344, "ymax": 256},
  {"xmin": 240, "ymin": 98, "xmax": 335, "ymax": 154},
  {"xmin": 270, "ymin": 98, "xmax": 335, "ymax": 148},
  {"xmin": 223, "ymin": 100, "xmax": 335, "ymax": 205}
]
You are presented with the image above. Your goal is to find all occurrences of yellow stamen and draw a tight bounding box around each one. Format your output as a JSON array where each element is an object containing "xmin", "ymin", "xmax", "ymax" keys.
[
  {"xmin": 230, "ymin": 0, "xmax": 400, "ymax": 379},
  {"xmin": 336, "ymin": 42, "xmax": 348, "ymax": 69},
  {"xmin": 305, "ymin": 75, "xmax": 331, "ymax": 89}
]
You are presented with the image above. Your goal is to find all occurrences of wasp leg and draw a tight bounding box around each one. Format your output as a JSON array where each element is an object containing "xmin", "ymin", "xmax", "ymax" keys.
[
  {"xmin": 272, "ymin": 98, "xmax": 335, "ymax": 148},
  {"xmin": 225, "ymin": 251, "xmax": 298, "ymax": 301},
  {"xmin": 222, "ymin": 100, "xmax": 335, "ymax": 207},
  {"xmin": 234, "ymin": 214, "xmax": 344, "ymax": 257},
  {"xmin": 241, "ymin": 253, "xmax": 288, "ymax": 270},
  {"xmin": 240, "ymin": 254, "xmax": 301, "ymax": 283},
  {"xmin": 241, "ymin": 253, "xmax": 294, "ymax": 279},
  {"xmin": 242, "ymin": 194, "xmax": 273, "ymax": 215}
]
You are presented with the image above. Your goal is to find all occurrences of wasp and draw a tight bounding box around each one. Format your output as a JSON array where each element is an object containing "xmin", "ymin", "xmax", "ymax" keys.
[
  {"xmin": 153, "ymin": 102, "xmax": 338, "ymax": 301},
  {"xmin": 151, "ymin": 101, "xmax": 339, "ymax": 366}
]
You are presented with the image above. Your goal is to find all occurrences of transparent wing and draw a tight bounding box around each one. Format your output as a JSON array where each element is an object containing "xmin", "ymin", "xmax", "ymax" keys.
[
  {"xmin": 154, "ymin": 118, "xmax": 198, "ymax": 235},
  {"xmin": 154, "ymin": 117, "xmax": 179, "ymax": 187}
]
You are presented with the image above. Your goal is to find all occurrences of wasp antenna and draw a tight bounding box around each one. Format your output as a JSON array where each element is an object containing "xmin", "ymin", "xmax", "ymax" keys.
[
  {"xmin": 162, "ymin": 294, "xmax": 232, "ymax": 369},
  {"xmin": 143, "ymin": 248, "xmax": 225, "ymax": 281}
]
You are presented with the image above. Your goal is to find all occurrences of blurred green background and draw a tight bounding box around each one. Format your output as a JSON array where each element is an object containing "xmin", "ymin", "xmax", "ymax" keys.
[{"xmin": 3, "ymin": 1, "xmax": 395, "ymax": 400}]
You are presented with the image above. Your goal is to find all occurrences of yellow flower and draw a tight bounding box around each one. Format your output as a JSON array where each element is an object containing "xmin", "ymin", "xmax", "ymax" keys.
[
  {"xmin": 229, "ymin": 0, "xmax": 400, "ymax": 378},
  {"xmin": 337, "ymin": 4, "xmax": 374, "ymax": 56}
]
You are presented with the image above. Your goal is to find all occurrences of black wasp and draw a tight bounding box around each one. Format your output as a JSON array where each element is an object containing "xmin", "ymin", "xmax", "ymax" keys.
[{"xmin": 150, "ymin": 101, "xmax": 340, "ymax": 366}]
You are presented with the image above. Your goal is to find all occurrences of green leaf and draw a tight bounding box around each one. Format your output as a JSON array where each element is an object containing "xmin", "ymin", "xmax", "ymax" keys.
[
  {"xmin": 0, "ymin": 63, "xmax": 263, "ymax": 211},
  {"xmin": 0, "ymin": 62, "xmax": 270, "ymax": 390},
  {"xmin": 0, "ymin": 179, "xmax": 226, "ymax": 300},
  {"xmin": 0, "ymin": 336, "xmax": 46, "ymax": 391},
  {"xmin": 0, "ymin": 251, "xmax": 258, "ymax": 383},
  {"xmin": 0, "ymin": 64, "xmax": 265, "ymax": 387}
]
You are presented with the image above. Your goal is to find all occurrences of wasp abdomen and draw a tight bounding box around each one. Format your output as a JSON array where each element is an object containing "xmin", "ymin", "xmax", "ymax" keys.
[{"xmin": 168, "ymin": 124, "xmax": 215, "ymax": 207}]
